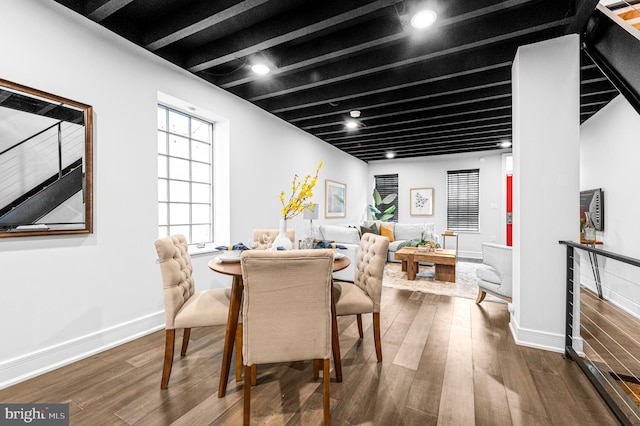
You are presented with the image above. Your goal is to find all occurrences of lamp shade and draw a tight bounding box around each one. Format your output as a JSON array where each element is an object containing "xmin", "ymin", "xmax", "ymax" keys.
[{"xmin": 303, "ymin": 205, "xmax": 319, "ymax": 220}]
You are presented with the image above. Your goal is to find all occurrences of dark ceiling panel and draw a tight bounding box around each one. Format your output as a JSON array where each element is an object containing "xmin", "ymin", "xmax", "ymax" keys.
[{"xmin": 54, "ymin": 0, "xmax": 618, "ymax": 161}]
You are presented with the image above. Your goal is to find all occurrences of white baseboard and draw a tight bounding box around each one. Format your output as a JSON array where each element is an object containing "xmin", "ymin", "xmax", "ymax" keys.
[
  {"xmin": 0, "ymin": 311, "xmax": 164, "ymax": 390},
  {"xmin": 509, "ymin": 316, "xmax": 565, "ymax": 354}
]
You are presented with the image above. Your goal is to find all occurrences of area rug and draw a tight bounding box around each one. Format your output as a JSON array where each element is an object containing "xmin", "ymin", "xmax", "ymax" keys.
[{"xmin": 382, "ymin": 261, "xmax": 505, "ymax": 303}]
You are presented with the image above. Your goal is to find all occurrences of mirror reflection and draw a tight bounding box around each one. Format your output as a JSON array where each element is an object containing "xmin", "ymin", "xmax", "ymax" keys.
[{"xmin": 0, "ymin": 78, "xmax": 92, "ymax": 238}]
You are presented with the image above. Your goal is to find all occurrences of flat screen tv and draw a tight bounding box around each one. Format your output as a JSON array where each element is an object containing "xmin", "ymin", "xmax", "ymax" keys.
[{"xmin": 580, "ymin": 188, "xmax": 604, "ymax": 231}]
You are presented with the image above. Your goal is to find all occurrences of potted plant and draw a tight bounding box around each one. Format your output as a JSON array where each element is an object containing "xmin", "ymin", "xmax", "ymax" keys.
[{"xmin": 368, "ymin": 188, "xmax": 397, "ymax": 221}]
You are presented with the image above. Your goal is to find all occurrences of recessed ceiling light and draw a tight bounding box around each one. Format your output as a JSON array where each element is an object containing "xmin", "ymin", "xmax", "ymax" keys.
[
  {"xmin": 251, "ymin": 63, "xmax": 270, "ymax": 75},
  {"xmin": 350, "ymin": 110, "xmax": 361, "ymax": 118},
  {"xmin": 345, "ymin": 120, "xmax": 359, "ymax": 130},
  {"xmin": 386, "ymin": 152, "xmax": 395, "ymax": 159},
  {"xmin": 411, "ymin": 10, "xmax": 437, "ymax": 29},
  {"xmin": 498, "ymin": 140, "xmax": 512, "ymax": 148}
]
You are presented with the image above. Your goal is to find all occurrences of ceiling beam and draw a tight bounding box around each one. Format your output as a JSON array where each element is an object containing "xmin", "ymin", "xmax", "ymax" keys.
[
  {"xmin": 312, "ymin": 105, "xmax": 512, "ymax": 137},
  {"xmin": 144, "ymin": 0, "xmax": 271, "ymax": 51},
  {"xmin": 245, "ymin": 18, "xmax": 571, "ymax": 102},
  {"xmin": 567, "ymin": 0, "xmax": 601, "ymax": 33},
  {"xmin": 282, "ymin": 73, "xmax": 511, "ymax": 124},
  {"xmin": 87, "ymin": 0, "xmax": 134, "ymax": 22},
  {"xmin": 269, "ymin": 59, "xmax": 513, "ymax": 114},
  {"xmin": 186, "ymin": 0, "xmax": 402, "ymax": 72},
  {"xmin": 324, "ymin": 116, "xmax": 512, "ymax": 142},
  {"xmin": 218, "ymin": 0, "xmax": 540, "ymax": 89}
]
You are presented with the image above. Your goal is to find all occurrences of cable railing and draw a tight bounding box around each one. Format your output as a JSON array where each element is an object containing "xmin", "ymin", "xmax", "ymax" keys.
[
  {"xmin": 0, "ymin": 121, "xmax": 84, "ymax": 213},
  {"xmin": 560, "ymin": 241, "xmax": 640, "ymax": 426}
]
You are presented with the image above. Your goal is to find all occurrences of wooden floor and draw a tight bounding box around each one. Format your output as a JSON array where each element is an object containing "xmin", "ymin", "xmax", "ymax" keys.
[{"xmin": 0, "ymin": 288, "xmax": 618, "ymax": 425}]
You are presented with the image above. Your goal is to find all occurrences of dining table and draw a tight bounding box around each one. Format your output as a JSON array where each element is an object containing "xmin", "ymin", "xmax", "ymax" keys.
[{"xmin": 208, "ymin": 252, "xmax": 351, "ymax": 398}]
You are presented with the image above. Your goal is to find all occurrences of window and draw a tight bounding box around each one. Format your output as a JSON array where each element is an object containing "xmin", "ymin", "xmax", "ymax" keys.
[
  {"xmin": 374, "ymin": 174, "xmax": 399, "ymax": 222},
  {"xmin": 447, "ymin": 169, "xmax": 479, "ymax": 232},
  {"xmin": 157, "ymin": 105, "xmax": 213, "ymax": 245}
]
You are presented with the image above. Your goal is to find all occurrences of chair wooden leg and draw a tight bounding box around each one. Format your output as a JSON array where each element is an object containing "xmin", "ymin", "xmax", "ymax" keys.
[
  {"xmin": 236, "ymin": 324, "xmax": 243, "ymax": 382},
  {"xmin": 323, "ymin": 358, "xmax": 331, "ymax": 425},
  {"xmin": 373, "ymin": 312, "xmax": 382, "ymax": 362},
  {"xmin": 244, "ymin": 365, "xmax": 252, "ymax": 426},
  {"xmin": 476, "ymin": 288, "xmax": 487, "ymax": 304},
  {"xmin": 251, "ymin": 365, "xmax": 257, "ymax": 386},
  {"xmin": 356, "ymin": 314, "xmax": 364, "ymax": 338},
  {"xmin": 161, "ymin": 329, "xmax": 175, "ymax": 389},
  {"xmin": 180, "ymin": 328, "xmax": 191, "ymax": 356},
  {"xmin": 313, "ymin": 359, "xmax": 320, "ymax": 380}
]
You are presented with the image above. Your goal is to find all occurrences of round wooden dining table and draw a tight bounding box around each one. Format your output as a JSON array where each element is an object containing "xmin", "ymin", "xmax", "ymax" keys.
[{"xmin": 209, "ymin": 253, "xmax": 351, "ymax": 398}]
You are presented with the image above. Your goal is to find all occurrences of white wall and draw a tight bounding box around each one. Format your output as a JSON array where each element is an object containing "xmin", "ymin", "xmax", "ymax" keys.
[
  {"xmin": 511, "ymin": 35, "xmax": 580, "ymax": 353},
  {"xmin": 0, "ymin": 0, "xmax": 367, "ymax": 388},
  {"xmin": 367, "ymin": 150, "xmax": 507, "ymax": 258},
  {"xmin": 580, "ymin": 95, "xmax": 640, "ymax": 318}
]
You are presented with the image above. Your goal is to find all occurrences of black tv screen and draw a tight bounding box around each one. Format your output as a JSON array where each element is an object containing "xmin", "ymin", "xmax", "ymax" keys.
[{"xmin": 580, "ymin": 188, "xmax": 604, "ymax": 231}]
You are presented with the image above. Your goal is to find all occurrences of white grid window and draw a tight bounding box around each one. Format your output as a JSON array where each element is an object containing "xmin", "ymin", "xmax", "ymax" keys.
[{"xmin": 157, "ymin": 105, "xmax": 213, "ymax": 245}]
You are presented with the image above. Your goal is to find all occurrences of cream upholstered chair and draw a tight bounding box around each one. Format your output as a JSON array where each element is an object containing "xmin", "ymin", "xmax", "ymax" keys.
[
  {"xmin": 241, "ymin": 249, "xmax": 334, "ymax": 425},
  {"xmin": 333, "ymin": 233, "xmax": 389, "ymax": 362},
  {"xmin": 155, "ymin": 235, "xmax": 230, "ymax": 389},
  {"xmin": 476, "ymin": 243, "xmax": 513, "ymax": 304},
  {"xmin": 252, "ymin": 228, "xmax": 295, "ymax": 250}
]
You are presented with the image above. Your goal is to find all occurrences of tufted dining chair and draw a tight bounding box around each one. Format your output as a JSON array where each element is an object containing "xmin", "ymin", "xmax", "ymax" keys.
[
  {"xmin": 332, "ymin": 233, "xmax": 389, "ymax": 362},
  {"xmin": 252, "ymin": 228, "xmax": 295, "ymax": 250},
  {"xmin": 241, "ymin": 249, "xmax": 334, "ymax": 425},
  {"xmin": 155, "ymin": 234, "xmax": 230, "ymax": 389}
]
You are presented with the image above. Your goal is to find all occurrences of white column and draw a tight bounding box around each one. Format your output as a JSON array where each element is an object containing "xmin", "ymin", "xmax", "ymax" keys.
[{"xmin": 510, "ymin": 34, "xmax": 580, "ymax": 352}]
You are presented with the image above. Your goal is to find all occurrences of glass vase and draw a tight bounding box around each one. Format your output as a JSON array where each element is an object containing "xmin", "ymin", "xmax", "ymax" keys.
[
  {"xmin": 583, "ymin": 212, "xmax": 596, "ymax": 242},
  {"xmin": 271, "ymin": 219, "xmax": 293, "ymax": 250}
]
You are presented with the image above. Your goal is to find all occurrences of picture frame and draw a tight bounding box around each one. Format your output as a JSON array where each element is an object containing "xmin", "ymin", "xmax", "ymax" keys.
[
  {"xmin": 580, "ymin": 188, "xmax": 604, "ymax": 231},
  {"xmin": 410, "ymin": 187, "xmax": 434, "ymax": 216},
  {"xmin": 325, "ymin": 179, "xmax": 346, "ymax": 218}
]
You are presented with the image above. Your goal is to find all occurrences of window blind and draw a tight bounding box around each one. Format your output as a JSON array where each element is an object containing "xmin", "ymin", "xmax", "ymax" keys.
[
  {"xmin": 375, "ymin": 174, "xmax": 399, "ymax": 222},
  {"xmin": 447, "ymin": 169, "xmax": 479, "ymax": 231}
]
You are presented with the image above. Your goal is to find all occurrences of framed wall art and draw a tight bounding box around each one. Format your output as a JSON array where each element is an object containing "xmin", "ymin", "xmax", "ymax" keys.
[
  {"xmin": 410, "ymin": 187, "xmax": 433, "ymax": 216},
  {"xmin": 325, "ymin": 179, "xmax": 346, "ymax": 218}
]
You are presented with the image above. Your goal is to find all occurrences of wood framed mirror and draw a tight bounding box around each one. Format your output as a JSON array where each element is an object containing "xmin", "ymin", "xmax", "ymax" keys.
[{"xmin": 0, "ymin": 78, "xmax": 93, "ymax": 238}]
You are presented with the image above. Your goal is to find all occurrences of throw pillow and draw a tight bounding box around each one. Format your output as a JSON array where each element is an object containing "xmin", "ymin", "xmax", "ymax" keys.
[
  {"xmin": 360, "ymin": 223, "xmax": 379, "ymax": 236},
  {"xmin": 379, "ymin": 222, "xmax": 395, "ymax": 242}
]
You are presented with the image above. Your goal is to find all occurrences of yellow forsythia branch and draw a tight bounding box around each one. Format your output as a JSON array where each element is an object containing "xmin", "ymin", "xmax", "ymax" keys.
[{"xmin": 280, "ymin": 160, "xmax": 323, "ymax": 220}]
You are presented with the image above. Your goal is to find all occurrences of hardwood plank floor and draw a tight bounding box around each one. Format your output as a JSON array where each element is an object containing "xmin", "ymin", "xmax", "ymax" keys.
[{"xmin": 0, "ymin": 288, "xmax": 618, "ymax": 425}]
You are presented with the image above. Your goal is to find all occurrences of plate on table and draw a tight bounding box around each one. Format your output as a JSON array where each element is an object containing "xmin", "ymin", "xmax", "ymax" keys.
[
  {"xmin": 334, "ymin": 252, "xmax": 346, "ymax": 260},
  {"xmin": 217, "ymin": 255, "xmax": 241, "ymax": 263}
]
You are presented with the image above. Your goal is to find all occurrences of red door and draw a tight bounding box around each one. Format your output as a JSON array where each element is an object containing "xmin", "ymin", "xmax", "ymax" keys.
[{"xmin": 506, "ymin": 174, "xmax": 513, "ymax": 246}]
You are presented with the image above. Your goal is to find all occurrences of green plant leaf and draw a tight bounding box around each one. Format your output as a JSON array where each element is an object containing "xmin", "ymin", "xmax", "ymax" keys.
[
  {"xmin": 381, "ymin": 194, "xmax": 397, "ymax": 204},
  {"xmin": 368, "ymin": 205, "xmax": 381, "ymax": 214},
  {"xmin": 382, "ymin": 205, "xmax": 396, "ymax": 215},
  {"xmin": 379, "ymin": 213, "xmax": 394, "ymax": 221},
  {"xmin": 373, "ymin": 188, "xmax": 382, "ymax": 205}
]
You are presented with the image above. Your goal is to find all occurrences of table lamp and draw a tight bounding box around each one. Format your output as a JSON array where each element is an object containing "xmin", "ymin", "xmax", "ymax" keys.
[{"xmin": 303, "ymin": 204, "xmax": 319, "ymax": 240}]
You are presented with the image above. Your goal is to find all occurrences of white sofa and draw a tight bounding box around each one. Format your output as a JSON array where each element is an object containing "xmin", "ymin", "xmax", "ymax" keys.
[
  {"xmin": 317, "ymin": 224, "xmax": 361, "ymax": 282},
  {"xmin": 318, "ymin": 222, "xmax": 439, "ymax": 282},
  {"xmin": 370, "ymin": 221, "xmax": 438, "ymax": 263}
]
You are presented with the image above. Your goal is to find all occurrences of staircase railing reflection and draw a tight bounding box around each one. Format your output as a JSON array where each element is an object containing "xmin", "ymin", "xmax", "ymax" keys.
[{"xmin": 0, "ymin": 121, "xmax": 84, "ymax": 227}]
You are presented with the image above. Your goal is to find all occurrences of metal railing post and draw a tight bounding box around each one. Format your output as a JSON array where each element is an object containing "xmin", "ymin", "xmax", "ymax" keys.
[{"xmin": 565, "ymin": 244, "xmax": 574, "ymax": 358}]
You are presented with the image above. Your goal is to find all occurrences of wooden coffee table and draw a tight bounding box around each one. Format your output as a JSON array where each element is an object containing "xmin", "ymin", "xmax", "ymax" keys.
[{"xmin": 394, "ymin": 247, "xmax": 457, "ymax": 282}]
